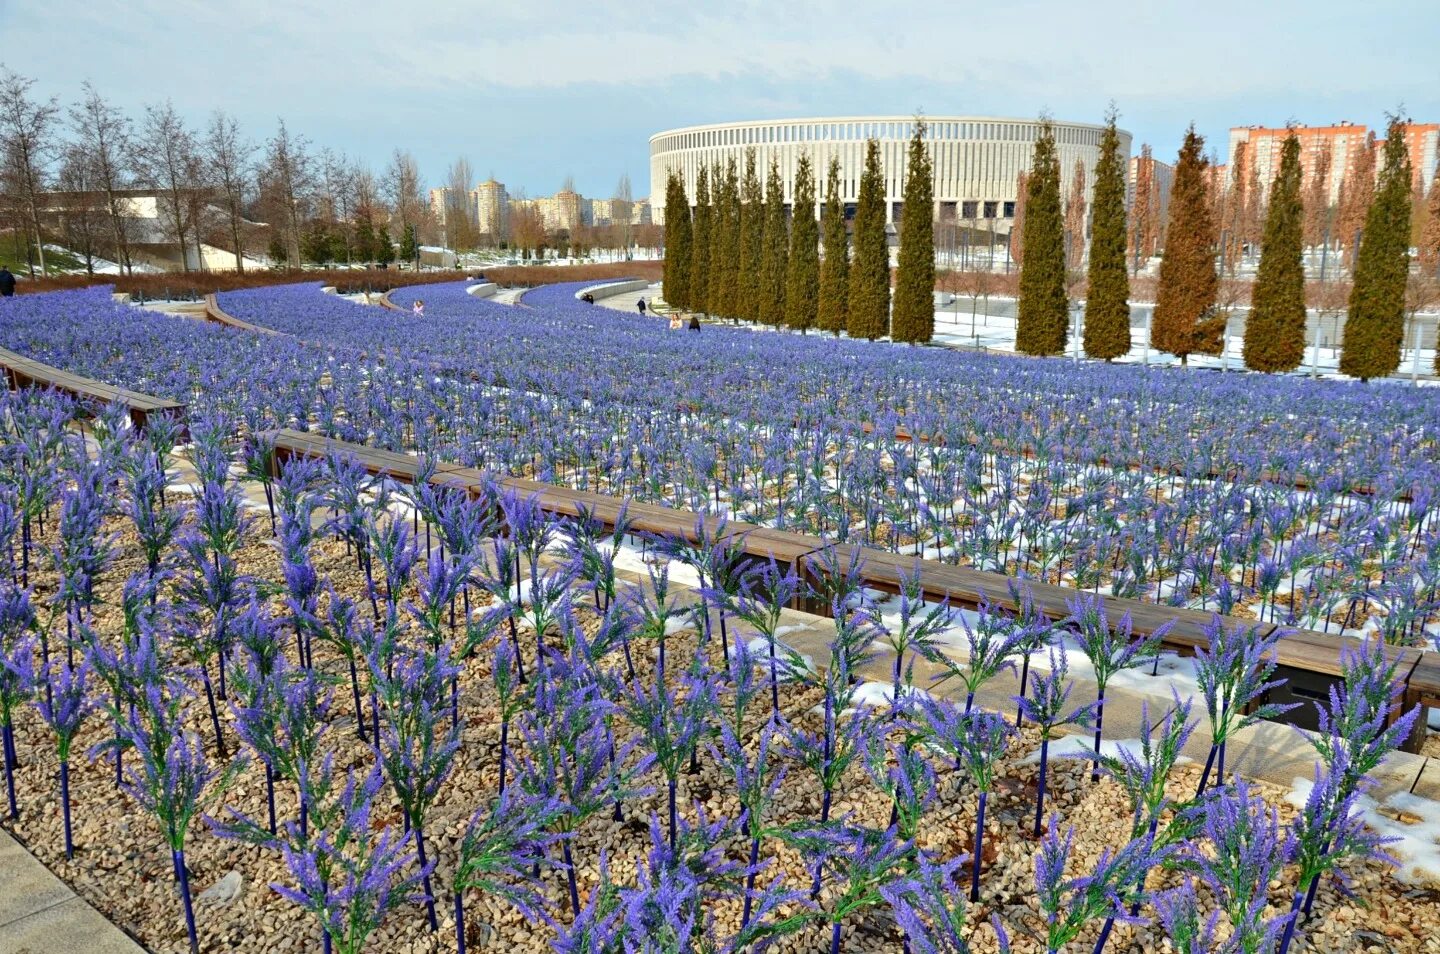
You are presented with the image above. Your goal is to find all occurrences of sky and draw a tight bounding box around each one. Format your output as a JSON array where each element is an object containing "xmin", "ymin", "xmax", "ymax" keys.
[{"xmin": 5, "ymin": 0, "xmax": 1439, "ymax": 201}]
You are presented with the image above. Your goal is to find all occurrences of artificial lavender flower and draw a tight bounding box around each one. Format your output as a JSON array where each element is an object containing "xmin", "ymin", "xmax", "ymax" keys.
[
  {"xmin": 1067, "ymin": 594, "xmax": 1172, "ymax": 782},
  {"xmin": 1188, "ymin": 780, "xmax": 1295, "ymax": 954},
  {"xmin": 786, "ymin": 822, "xmax": 915, "ymax": 954},
  {"xmin": 369, "ymin": 641, "xmax": 462, "ymax": 932},
  {"xmin": 930, "ymin": 706, "xmax": 1012, "ymax": 901},
  {"xmin": 619, "ymin": 657, "xmax": 718, "ymax": 851},
  {"xmin": 33, "ymin": 656, "xmax": 96, "ymax": 857},
  {"xmin": 107, "ymin": 680, "xmax": 244, "ymax": 954},
  {"xmin": 731, "ymin": 557, "xmax": 805, "ymax": 714},
  {"xmin": 1279, "ymin": 752, "xmax": 1400, "ymax": 954},
  {"xmin": 1150, "ymin": 881, "xmax": 1218, "ymax": 954},
  {"xmin": 871, "ymin": 563, "xmax": 955, "ymax": 716},
  {"xmin": 452, "ymin": 791, "xmax": 568, "ymax": 954},
  {"xmin": 932, "ymin": 593, "xmax": 1024, "ymax": 714},
  {"xmin": 710, "ymin": 719, "xmax": 786, "ymax": 929},
  {"xmin": 881, "ymin": 852, "xmax": 1012, "ymax": 954},
  {"xmin": 1032, "ymin": 816, "xmax": 1169, "ymax": 954},
  {"xmin": 1087, "ymin": 696, "xmax": 1196, "ymax": 842},
  {"xmin": 1193, "ymin": 618, "xmax": 1295, "ymax": 795},
  {"xmin": 1013, "ymin": 646, "xmax": 1097, "ymax": 835},
  {"xmin": 0, "ymin": 634, "xmax": 38, "ymax": 820}
]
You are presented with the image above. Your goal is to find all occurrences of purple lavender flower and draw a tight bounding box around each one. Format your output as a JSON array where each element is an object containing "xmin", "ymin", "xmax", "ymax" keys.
[
  {"xmin": 1013, "ymin": 646, "xmax": 1097, "ymax": 835},
  {"xmin": 1032, "ymin": 816, "xmax": 1169, "ymax": 954},
  {"xmin": 1188, "ymin": 780, "xmax": 1295, "ymax": 954},
  {"xmin": 0, "ymin": 633, "xmax": 39, "ymax": 820},
  {"xmin": 452, "ymin": 791, "xmax": 568, "ymax": 954},
  {"xmin": 1193, "ymin": 617, "xmax": 1296, "ymax": 795},
  {"xmin": 369, "ymin": 641, "xmax": 462, "ymax": 932},
  {"xmin": 33, "ymin": 656, "xmax": 96, "ymax": 857},
  {"xmin": 1066, "ymin": 594, "xmax": 1172, "ymax": 782}
]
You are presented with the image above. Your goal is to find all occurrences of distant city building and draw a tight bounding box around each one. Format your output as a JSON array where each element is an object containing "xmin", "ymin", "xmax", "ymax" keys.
[
  {"xmin": 650, "ymin": 116, "xmax": 1130, "ymax": 229},
  {"xmin": 512, "ymin": 188, "xmax": 584, "ymax": 232},
  {"xmin": 1228, "ymin": 121, "xmax": 1438, "ymax": 203},
  {"xmin": 470, "ymin": 179, "xmax": 509, "ymax": 237}
]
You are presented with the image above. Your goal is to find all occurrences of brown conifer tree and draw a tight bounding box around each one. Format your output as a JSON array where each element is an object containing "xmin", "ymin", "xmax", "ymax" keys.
[
  {"xmin": 1337, "ymin": 132, "xmax": 1376, "ymax": 268},
  {"xmin": 1152, "ymin": 125, "xmax": 1224, "ymax": 362}
]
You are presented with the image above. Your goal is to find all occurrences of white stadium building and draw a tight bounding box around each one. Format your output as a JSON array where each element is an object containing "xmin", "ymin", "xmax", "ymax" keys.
[{"xmin": 649, "ymin": 116, "xmax": 1131, "ymax": 238}]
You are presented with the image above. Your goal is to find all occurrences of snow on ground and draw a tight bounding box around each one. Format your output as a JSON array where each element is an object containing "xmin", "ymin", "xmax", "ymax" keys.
[{"xmin": 1288, "ymin": 776, "xmax": 1440, "ymax": 884}]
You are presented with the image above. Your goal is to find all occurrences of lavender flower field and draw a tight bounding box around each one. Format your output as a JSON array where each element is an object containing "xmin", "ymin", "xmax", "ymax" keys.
[{"xmin": 0, "ymin": 283, "xmax": 1437, "ymax": 953}]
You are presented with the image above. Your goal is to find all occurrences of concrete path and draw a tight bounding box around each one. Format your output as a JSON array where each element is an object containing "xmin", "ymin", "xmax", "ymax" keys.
[{"xmin": 0, "ymin": 830, "xmax": 147, "ymax": 953}]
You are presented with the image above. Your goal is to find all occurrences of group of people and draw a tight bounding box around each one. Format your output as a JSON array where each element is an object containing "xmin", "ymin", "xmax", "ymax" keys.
[{"xmin": 635, "ymin": 297, "xmax": 700, "ymax": 333}]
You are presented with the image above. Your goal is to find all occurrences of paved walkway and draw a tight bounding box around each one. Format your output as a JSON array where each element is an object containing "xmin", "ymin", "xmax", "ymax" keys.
[{"xmin": 0, "ymin": 830, "xmax": 146, "ymax": 953}]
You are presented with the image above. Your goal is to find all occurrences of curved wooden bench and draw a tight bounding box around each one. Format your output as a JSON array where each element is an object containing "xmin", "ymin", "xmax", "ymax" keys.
[
  {"xmin": 0, "ymin": 346, "xmax": 186, "ymax": 432},
  {"xmin": 202, "ymin": 294, "xmax": 283, "ymax": 335},
  {"xmin": 258, "ymin": 426, "xmax": 1430, "ymax": 752}
]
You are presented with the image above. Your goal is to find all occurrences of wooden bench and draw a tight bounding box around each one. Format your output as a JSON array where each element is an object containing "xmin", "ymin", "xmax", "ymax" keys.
[
  {"xmin": 260, "ymin": 426, "xmax": 1432, "ymax": 753},
  {"xmin": 202, "ymin": 294, "xmax": 284, "ymax": 335},
  {"xmin": 263, "ymin": 429, "xmax": 830, "ymax": 579},
  {"xmin": 0, "ymin": 346, "xmax": 186, "ymax": 433}
]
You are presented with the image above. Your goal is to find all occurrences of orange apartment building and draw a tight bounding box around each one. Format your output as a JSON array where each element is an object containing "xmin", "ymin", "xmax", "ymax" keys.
[{"xmin": 1227, "ymin": 121, "xmax": 1439, "ymax": 202}]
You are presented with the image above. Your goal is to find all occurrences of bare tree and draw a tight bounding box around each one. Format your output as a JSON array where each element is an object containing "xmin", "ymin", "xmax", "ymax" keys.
[
  {"xmin": 384, "ymin": 149, "xmax": 424, "ymax": 231},
  {"xmin": 1063, "ymin": 159, "xmax": 1086, "ymax": 271},
  {"xmin": 54, "ymin": 144, "xmax": 104, "ymax": 274},
  {"xmin": 71, "ymin": 82, "xmax": 136, "ymax": 274},
  {"xmin": 259, "ymin": 119, "xmax": 313, "ymax": 266},
  {"xmin": 203, "ymin": 110, "xmax": 254, "ymax": 272},
  {"xmin": 0, "ymin": 67, "xmax": 60, "ymax": 276},
  {"xmin": 613, "ymin": 173, "xmax": 634, "ymax": 258},
  {"xmin": 445, "ymin": 156, "xmax": 477, "ymax": 252},
  {"xmin": 138, "ymin": 101, "xmax": 199, "ymax": 271},
  {"xmin": 1303, "ymin": 142, "xmax": 1333, "ymax": 250}
]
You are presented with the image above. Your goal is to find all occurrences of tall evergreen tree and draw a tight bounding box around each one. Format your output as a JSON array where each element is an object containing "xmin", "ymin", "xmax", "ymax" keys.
[
  {"xmin": 1015, "ymin": 120, "xmax": 1068, "ymax": 355},
  {"xmin": 759, "ymin": 158, "xmax": 789, "ymax": 325},
  {"xmin": 785, "ymin": 153, "xmax": 820, "ymax": 332},
  {"xmin": 892, "ymin": 118, "xmax": 936, "ymax": 344},
  {"xmin": 1244, "ymin": 130, "xmax": 1307, "ymax": 372},
  {"xmin": 1084, "ymin": 108, "xmax": 1131, "ymax": 360},
  {"xmin": 662, "ymin": 170, "xmax": 692, "ymax": 309},
  {"xmin": 1152, "ymin": 125, "xmax": 1224, "ymax": 362},
  {"xmin": 710, "ymin": 160, "xmax": 740, "ymax": 320},
  {"xmin": 399, "ymin": 223, "xmax": 419, "ymax": 266},
  {"xmin": 1340, "ymin": 116, "xmax": 1414, "ymax": 381},
  {"xmin": 376, "ymin": 226, "xmax": 395, "ymax": 267},
  {"xmin": 817, "ymin": 156, "xmax": 849, "ymax": 336},
  {"xmin": 848, "ymin": 138, "xmax": 890, "ymax": 340},
  {"xmin": 690, "ymin": 166, "xmax": 712, "ymax": 313},
  {"xmin": 737, "ymin": 150, "xmax": 764, "ymax": 322}
]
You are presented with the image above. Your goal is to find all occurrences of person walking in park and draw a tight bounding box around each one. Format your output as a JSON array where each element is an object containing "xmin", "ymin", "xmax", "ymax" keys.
[
  {"xmin": 412, "ymin": 299, "xmax": 425, "ymax": 317},
  {"xmin": 637, "ymin": 297, "xmax": 647, "ymax": 316},
  {"xmin": 0, "ymin": 266, "xmax": 15, "ymax": 297},
  {"xmin": 688, "ymin": 315, "xmax": 701, "ymax": 333}
]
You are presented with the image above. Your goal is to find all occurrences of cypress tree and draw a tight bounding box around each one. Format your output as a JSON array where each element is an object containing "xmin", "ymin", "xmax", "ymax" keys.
[
  {"xmin": 892, "ymin": 118, "xmax": 935, "ymax": 344},
  {"xmin": 1083, "ymin": 108, "xmax": 1131, "ymax": 360},
  {"xmin": 848, "ymin": 138, "xmax": 890, "ymax": 340},
  {"xmin": 785, "ymin": 153, "xmax": 819, "ymax": 332},
  {"xmin": 817, "ymin": 156, "xmax": 849, "ymax": 336},
  {"xmin": 1244, "ymin": 130, "xmax": 1307, "ymax": 372},
  {"xmin": 759, "ymin": 158, "xmax": 789, "ymax": 325},
  {"xmin": 737, "ymin": 150, "xmax": 764, "ymax": 322},
  {"xmin": 1340, "ymin": 116, "xmax": 1414, "ymax": 381},
  {"xmin": 1152, "ymin": 125, "xmax": 1224, "ymax": 362},
  {"xmin": 690, "ymin": 166, "xmax": 712, "ymax": 313},
  {"xmin": 376, "ymin": 226, "xmax": 395, "ymax": 267},
  {"xmin": 662, "ymin": 170, "xmax": 692, "ymax": 309},
  {"xmin": 1015, "ymin": 120, "xmax": 1068, "ymax": 355},
  {"xmin": 710, "ymin": 160, "xmax": 739, "ymax": 320},
  {"xmin": 400, "ymin": 223, "xmax": 419, "ymax": 266}
]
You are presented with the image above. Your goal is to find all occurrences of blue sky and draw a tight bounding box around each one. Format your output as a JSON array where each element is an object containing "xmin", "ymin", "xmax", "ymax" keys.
[{"xmin": 6, "ymin": 0, "xmax": 1438, "ymax": 201}]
